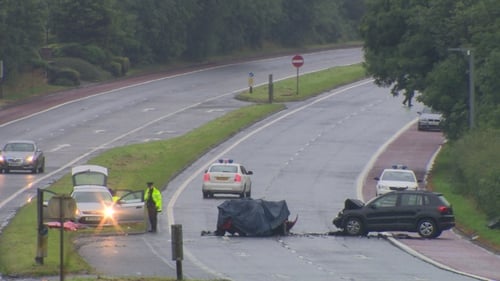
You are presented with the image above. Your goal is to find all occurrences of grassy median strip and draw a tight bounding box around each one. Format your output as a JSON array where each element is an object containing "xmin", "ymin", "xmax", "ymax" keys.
[{"xmin": 0, "ymin": 64, "xmax": 365, "ymax": 279}]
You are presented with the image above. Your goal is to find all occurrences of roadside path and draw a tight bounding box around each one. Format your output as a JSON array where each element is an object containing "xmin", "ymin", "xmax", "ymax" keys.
[{"xmin": 363, "ymin": 120, "xmax": 500, "ymax": 281}]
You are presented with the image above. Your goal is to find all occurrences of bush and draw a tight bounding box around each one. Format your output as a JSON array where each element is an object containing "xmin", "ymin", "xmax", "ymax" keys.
[
  {"xmin": 47, "ymin": 66, "xmax": 80, "ymax": 86},
  {"xmin": 114, "ymin": 56, "xmax": 130, "ymax": 75},
  {"xmin": 447, "ymin": 128, "xmax": 500, "ymax": 219},
  {"xmin": 50, "ymin": 57, "xmax": 111, "ymax": 82},
  {"xmin": 106, "ymin": 61, "xmax": 123, "ymax": 77},
  {"xmin": 53, "ymin": 43, "xmax": 109, "ymax": 66}
]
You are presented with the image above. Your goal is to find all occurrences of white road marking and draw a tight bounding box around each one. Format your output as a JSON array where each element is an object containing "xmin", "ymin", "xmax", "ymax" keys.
[{"xmin": 49, "ymin": 144, "xmax": 71, "ymax": 152}]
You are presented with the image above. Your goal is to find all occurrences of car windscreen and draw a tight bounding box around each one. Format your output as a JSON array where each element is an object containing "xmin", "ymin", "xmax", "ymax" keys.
[
  {"xmin": 72, "ymin": 191, "xmax": 113, "ymax": 203},
  {"xmin": 381, "ymin": 171, "xmax": 415, "ymax": 182},
  {"xmin": 423, "ymin": 107, "xmax": 439, "ymax": 114},
  {"xmin": 4, "ymin": 143, "xmax": 34, "ymax": 152}
]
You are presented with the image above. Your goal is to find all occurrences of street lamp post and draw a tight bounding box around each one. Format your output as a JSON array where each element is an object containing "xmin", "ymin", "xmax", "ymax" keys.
[{"xmin": 448, "ymin": 48, "xmax": 475, "ymax": 129}]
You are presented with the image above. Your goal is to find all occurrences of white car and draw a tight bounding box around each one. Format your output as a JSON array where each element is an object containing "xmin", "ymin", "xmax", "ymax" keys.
[
  {"xmin": 374, "ymin": 165, "xmax": 420, "ymax": 196},
  {"xmin": 71, "ymin": 185, "xmax": 116, "ymax": 225},
  {"xmin": 417, "ymin": 107, "xmax": 442, "ymax": 131},
  {"xmin": 43, "ymin": 165, "xmax": 145, "ymax": 225},
  {"xmin": 202, "ymin": 159, "xmax": 253, "ymax": 198}
]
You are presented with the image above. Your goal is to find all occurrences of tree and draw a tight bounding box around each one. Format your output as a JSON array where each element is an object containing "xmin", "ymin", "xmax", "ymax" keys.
[
  {"xmin": 361, "ymin": 0, "xmax": 500, "ymax": 139},
  {"xmin": 51, "ymin": 0, "xmax": 116, "ymax": 46},
  {"xmin": 0, "ymin": 0, "xmax": 46, "ymax": 77}
]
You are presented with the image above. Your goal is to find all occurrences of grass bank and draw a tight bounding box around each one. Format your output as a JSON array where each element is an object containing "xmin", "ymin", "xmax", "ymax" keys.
[
  {"xmin": 430, "ymin": 145, "xmax": 500, "ymax": 252},
  {"xmin": 0, "ymin": 63, "xmax": 367, "ymax": 280}
]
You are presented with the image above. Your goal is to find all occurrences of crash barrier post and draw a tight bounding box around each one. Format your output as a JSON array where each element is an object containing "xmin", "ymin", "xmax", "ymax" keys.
[
  {"xmin": 171, "ymin": 224, "xmax": 183, "ymax": 280},
  {"xmin": 268, "ymin": 74, "xmax": 273, "ymax": 103}
]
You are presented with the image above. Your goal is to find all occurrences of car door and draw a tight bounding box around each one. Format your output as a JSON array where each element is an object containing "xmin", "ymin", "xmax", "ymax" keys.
[
  {"xmin": 397, "ymin": 193, "xmax": 423, "ymax": 230},
  {"xmin": 113, "ymin": 190, "xmax": 145, "ymax": 223},
  {"xmin": 240, "ymin": 165, "xmax": 253, "ymax": 188},
  {"xmin": 364, "ymin": 193, "xmax": 399, "ymax": 231},
  {"xmin": 41, "ymin": 190, "xmax": 58, "ymax": 222}
]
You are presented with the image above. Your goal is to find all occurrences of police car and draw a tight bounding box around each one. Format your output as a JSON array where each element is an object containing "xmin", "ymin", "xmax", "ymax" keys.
[
  {"xmin": 202, "ymin": 159, "xmax": 253, "ymax": 198},
  {"xmin": 374, "ymin": 164, "xmax": 421, "ymax": 196}
]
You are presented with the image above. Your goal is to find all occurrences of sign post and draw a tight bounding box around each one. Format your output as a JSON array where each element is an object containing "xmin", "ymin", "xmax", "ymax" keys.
[
  {"xmin": 248, "ymin": 72, "xmax": 254, "ymax": 93},
  {"xmin": 291, "ymin": 55, "xmax": 304, "ymax": 95}
]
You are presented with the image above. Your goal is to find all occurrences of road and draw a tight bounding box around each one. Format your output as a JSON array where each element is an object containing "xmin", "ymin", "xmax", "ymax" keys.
[
  {"xmin": 0, "ymin": 48, "xmax": 362, "ymax": 226},
  {"xmin": 0, "ymin": 49, "xmax": 498, "ymax": 281},
  {"xmin": 76, "ymin": 82, "xmax": 489, "ymax": 281}
]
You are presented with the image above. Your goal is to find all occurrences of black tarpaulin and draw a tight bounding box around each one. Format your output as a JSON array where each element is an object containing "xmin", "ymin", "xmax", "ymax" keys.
[{"xmin": 216, "ymin": 198, "xmax": 291, "ymax": 236}]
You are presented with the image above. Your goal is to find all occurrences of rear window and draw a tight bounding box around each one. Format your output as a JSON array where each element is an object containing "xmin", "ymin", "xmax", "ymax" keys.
[
  {"xmin": 381, "ymin": 170, "xmax": 415, "ymax": 182},
  {"xmin": 209, "ymin": 165, "xmax": 238, "ymax": 173},
  {"xmin": 73, "ymin": 172, "xmax": 107, "ymax": 186},
  {"xmin": 436, "ymin": 194, "xmax": 451, "ymax": 206}
]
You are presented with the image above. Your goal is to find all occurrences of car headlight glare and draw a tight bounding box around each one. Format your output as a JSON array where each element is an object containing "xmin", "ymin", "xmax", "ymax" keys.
[{"xmin": 104, "ymin": 207, "xmax": 114, "ymax": 218}]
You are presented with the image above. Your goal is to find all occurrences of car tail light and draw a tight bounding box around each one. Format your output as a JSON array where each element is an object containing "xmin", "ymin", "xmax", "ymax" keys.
[
  {"xmin": 203, "ymin": 173, "xmax": 211, "ymax": 182},
  {"xmin": 437, "ymin": 205, "xmax": 451, "ymax": 214},
  {"xmin": 234, "ymin": 174, "xmax": 242, "ymax": 182}
]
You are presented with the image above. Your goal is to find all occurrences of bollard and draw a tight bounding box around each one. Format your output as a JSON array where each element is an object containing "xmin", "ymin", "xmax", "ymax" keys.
[
  {"xmin": 268, "ymin": 74, "xmax": 273, "ymax": 103},
  {"xmin": 171, "ymin": 224, "xmax": 183, "ymax": 280}
]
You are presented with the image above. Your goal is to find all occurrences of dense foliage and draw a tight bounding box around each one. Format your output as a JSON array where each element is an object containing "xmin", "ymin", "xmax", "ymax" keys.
[
  {"xmin": 0, "ymin": 0, "xmax": 363, "ymax": 85},
  {"xmin": 362, "ymin": 0, "xmax": 499, "ymax": 219}
]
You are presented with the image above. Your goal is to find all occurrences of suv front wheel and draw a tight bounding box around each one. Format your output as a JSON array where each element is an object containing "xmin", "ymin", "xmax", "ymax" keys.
[{"xmin": 344, "ymin": 217, "xmax": 366, "ymax": 236}]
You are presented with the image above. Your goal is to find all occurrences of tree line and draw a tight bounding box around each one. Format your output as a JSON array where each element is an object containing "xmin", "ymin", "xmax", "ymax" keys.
[
  {"xmin": 362, "ymin": 0, "xmax": 499, "ymax": 219},
  {"xmin": 0, "ymin": 0, "xmax": 364, "ymax": 83}
]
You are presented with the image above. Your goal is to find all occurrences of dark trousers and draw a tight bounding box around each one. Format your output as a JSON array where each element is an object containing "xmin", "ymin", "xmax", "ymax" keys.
[{"xmin": 147, "ymin": 207, "xmax": 158, "ymax": 232}]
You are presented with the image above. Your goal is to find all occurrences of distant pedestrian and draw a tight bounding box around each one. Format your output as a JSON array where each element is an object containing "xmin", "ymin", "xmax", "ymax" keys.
[
  {"xmin": 402, "ymin": 89, "xmax": 415, "ymax": 107},
  {"xmin": 144, "ymin": 182, "xmax": 162, "ymax": 232}
]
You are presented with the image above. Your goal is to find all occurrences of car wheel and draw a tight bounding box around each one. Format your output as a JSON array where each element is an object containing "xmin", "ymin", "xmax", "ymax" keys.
[
  {"xmin": 4, "ymin": 168, "xmax": 9, "ymax": 174},
  {"xmin": 39, "ymin": 161, "xmax": 45, "ymax": 173},
  {"xmin": 344, "ymin": 217, "xmax": 365, "ymax": 236},
  {"xmin": 417, "ymin": 218, "xmax": 438, "ymax": 238},
  {"xmin": 246, "ymin": 190, "xmax": 251, "ymax": 198},
  {"xmin": 203, "ymin": 192, "xmax": 209, "ymax": 199},
  {"xmin": 31, "ymin": 167, "xmax": 38, "ymax": 174}
]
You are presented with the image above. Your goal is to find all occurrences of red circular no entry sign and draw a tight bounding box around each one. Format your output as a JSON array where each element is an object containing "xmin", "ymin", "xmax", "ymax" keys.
[{"xmin": 292, "ymin": 54, "xmax": 304, "ymax": 68}]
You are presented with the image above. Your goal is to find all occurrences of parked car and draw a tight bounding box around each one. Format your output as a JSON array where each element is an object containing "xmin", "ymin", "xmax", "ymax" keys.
[
  {"xmin": 417, "ymin": 107, "xmax": 442, "ymax": 131},
  {"xmin": 202, "ymin": 159, "xmax": 253, "ymax": 198},
  {"xmin": 42, "ymin": 164, "xmax": 145, "ymax": 225},
  {"xmin": 70, "ymin": 186, "xmax": 116, "ymax": 225},
  {"xmin": 0, "ymin": 140, "xmax": 45, "ymax": 173},
  {"xmin": 332, "ymin": 190, "xmax": 455, "ymax": 238},
  {"xmin": 374, "ymin": 165, "xmax": 420, "ymax": 196}
]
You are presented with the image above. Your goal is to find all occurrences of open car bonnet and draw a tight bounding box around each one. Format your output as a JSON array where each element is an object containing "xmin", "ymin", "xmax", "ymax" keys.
[{"xmin": 343, "ymin": 198, "xmax": 364, "ymax": 210}]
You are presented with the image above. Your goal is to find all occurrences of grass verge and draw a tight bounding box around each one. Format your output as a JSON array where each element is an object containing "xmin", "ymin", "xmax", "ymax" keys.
[
  {"xmin": 0, "ymin": 63, "xmax": 366, "ymax": 280},
  {"xmin": 429, "ymin": 146, "xmax": 500, "ymax": 253}
]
